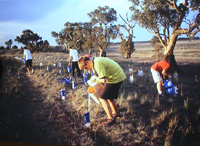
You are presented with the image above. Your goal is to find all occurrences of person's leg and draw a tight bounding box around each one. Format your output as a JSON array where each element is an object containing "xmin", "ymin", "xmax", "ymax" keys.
[
  {"xmin": 157, "ymin": 81, "xmax": 162, "ymax": 95},
  {"xmin": 26, "ymin": 60, "xmax": 32, "ymax": 75},
  {"xmin": 29, "ymin": 60, "xmax": 32, "ymax": 73},
  {"xmin": 27, "ymin": 67, "xmax": 30, "ymax": 74},
  {"xmin": 72, "ymin": 62, "xmax": 75, "ymax": 77},
  {"xmin": 151, "ymin": 68, "xmax": 162, "ymax": 95},
  {"xmin": 76, "ymin": 63, "xmax": 81, "ymax": 76},
  {"xmin": 99, "ymin": 98, "xmax": 113, "ymax": 120},
  {"xmin": 107, "ymin": 99, "xmax": 118, "ymax": 115},
  {"xmin": 74, "ymin": 62, "xmax": 81, "ymax": 76}
]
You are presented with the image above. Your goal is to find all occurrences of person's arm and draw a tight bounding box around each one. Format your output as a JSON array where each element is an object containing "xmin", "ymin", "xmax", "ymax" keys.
[
  {"xmin": 99, "ymin": 51, "xmax": 102, "ymax": 57},
  {"xmin": 68, "ymin": 56, "xmax": 72, "ymax": 66},
  {"xmin": 91, "ymin": 75, "xmax": 107, "ymax": 83},
  {"xmin": 23, "ymin": 51, "xmax": 26, "ymax": 59},
  {"xmin": 68, "ymin": 50, "xmax": 73, "ymax": 66},
  {"xmin": 162, "ymin": 70, "xmax": 167, "ymax": 76}
]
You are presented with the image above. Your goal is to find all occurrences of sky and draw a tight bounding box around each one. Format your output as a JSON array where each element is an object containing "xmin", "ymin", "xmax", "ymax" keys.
[{"xmin": 0, "ymin": 0, "xmax": 199, "ymax": 48}]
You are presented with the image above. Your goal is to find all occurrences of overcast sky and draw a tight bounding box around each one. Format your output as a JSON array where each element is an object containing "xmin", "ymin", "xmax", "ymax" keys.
[{"xmin": 0, "ymin": 0, "xmax": 199, "ymax": 48}]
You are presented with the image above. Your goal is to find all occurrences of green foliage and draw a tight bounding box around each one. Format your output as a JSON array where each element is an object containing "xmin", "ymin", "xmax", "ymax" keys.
[
  {"xmin": 129, "ymin": 0, "xmax": 200, "ymax": 50},
  {"xmin": 5, "ymin": 39, "xmax": 12, "ymax": 49},
  {"xmin": 151, "ymin": 36, "xmax": 163, "ymax": 61},
  {"xmin": 129, "ymin": 0, "xmax": 200, "ymax": 71},
  {"xmin": 88, "ymin": 6, "xmax": 118, "ymax": 44},
  {"xmin": 52, "ymin": 6, "xmax": 118, "ymax": 54},
  {"xmin": 87, "ymin": 6, "xmax": 117, "ymax": 26},
  {"xmin": 15, "ymin": 30, "xmax": 50, "ymax": 52},
  {"xmin": 0, "ymin": 46, "xmax": 5, "ymax": 50},
  {"xmin": 12, "ymin": 45, "xmax": 18, "ymax": 49},
  {"xmin": 120, "ymin": 39, "xmax": 135, "ymax": 58}
]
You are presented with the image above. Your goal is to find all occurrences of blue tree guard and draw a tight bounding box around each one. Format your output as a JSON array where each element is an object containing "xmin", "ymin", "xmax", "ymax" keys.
[{"xmin": 60, "ymin": 77, "xmax": 70, "ymax": 84}]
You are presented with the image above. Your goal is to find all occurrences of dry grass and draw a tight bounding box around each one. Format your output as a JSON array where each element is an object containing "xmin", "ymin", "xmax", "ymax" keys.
[{"xmin": 0, "ymin": 40, "xmax": 200, "ymax": 145}]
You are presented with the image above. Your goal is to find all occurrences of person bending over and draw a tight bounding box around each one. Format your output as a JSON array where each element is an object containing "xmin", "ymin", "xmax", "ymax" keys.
[
  {"xmin": 151, "ymin": 60, "xmax": 172, "ymax": 97},
  {"xmin": 78, "ymin": 56, "xmax": 126, "ymax": 126}
]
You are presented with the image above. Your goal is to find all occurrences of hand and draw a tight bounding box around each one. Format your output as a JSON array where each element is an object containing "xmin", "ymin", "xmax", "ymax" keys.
[
  {"xmin": 68, "ymin": 63, "xmax": 71, "ymax": 66},
  {"xmin": 90, "ymin": 75, "xmax": 97, "ymax": 82},
  {"xmin": 162, "ymin": 80, "xmax": 164, "ymax": 85}
]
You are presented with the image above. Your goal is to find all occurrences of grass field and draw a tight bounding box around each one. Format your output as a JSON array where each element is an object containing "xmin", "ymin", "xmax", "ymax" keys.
[{"xmin": 0, "ymin": 40, "xmax": 200, "ymax": 146}]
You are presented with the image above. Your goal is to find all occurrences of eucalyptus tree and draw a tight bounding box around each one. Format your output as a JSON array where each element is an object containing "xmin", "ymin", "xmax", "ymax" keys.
[
  {"xmin": 129, "ymin": 0, "xmax": 200, "ymax": 72},
  {"xmin": 5, "ymin": 39, "xmax": 12, "ymax": 49},
  {"xmin": 54, "ymin": 22, "xmax": 84, "ymax": 50},
  {"xmin": 151, "ymin": 36, "xmax": 163, "ymax": 61},
  {"xmin": 117, "ymin": 13, "xmax": 136, "ymax": 58},
  {"xmin": 51, "ymin": 31, "xmax": 62, "ymax": 46},
  {"xmin": 43, "ymin": 40, "xmax": 50, "ymax": 51},
  {"xmin": 88, "ymin": 6, "xmax": 118, "ymax": 47},
  {"xmin": 15, "ymin": 29, "xmax": 42, "ymax": 52}
]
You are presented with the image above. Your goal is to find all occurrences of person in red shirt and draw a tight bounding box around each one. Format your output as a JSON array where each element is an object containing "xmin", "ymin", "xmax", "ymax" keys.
[{"xmin": 151, "ymin": 60, "xmax": 172, "ymax": 97}]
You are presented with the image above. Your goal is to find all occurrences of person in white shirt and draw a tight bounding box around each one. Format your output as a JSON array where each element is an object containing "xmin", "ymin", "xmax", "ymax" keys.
[
  {"xmin": 23, "ymin": 47, "xmax": 33, "ymax": 76},
  {"xmin": 68, "ymin": 46, "xmax": 81, "ymax": 77}
]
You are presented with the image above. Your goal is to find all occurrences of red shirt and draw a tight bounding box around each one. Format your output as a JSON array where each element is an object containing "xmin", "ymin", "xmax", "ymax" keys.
[{"xmin": 151, "ymin": 61, "xmax": 170, "ymax": 74}]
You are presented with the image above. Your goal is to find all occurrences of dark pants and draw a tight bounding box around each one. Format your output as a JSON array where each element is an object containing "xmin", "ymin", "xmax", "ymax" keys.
[
  {"xmin": 26, "ymin": 59, "xmax": 32, "ymax": 67},
  {"xmin": 72, "ymin": 61, "xmax": 81, "ymax": 77},
  {"xmin": 100, "ymin": 81, "xmax": 123, "ymax": 100}
]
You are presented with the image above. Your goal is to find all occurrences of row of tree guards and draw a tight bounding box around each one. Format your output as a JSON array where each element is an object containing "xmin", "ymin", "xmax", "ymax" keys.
[{"xmin": 8, "ymin": 56, "xmax": 200, "ymax": 100}]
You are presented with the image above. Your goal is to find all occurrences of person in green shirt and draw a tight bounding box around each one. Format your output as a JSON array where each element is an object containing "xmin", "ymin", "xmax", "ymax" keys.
[{"xmin": 78, "ymin": 56, "xmax": 126, "ymax": 126}]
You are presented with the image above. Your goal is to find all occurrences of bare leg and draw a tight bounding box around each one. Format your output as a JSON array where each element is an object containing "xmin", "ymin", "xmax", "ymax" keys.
[
  {"xmin": 99, "ymin": 98, "xmax": 113, "ymax": 119},
  {"xmin": 107, "ymin": 99, "xmax": 118, "ymax": 115},
  {"xmin": 27, "ymin": 66, "xmax": 32, "ymax": 75},
  {"xmin": 27, "ymin": 67, "xmax": 30, "ymax": 75},
  {"xmin": 156, "ymin": 81, "xmax": 162, "ymax": 94}
]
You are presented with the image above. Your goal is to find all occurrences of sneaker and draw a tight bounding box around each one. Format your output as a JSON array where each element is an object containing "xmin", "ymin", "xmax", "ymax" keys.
[{"xmin": 101, "ymin": 119, "xmax": 115, "ymax": 126}]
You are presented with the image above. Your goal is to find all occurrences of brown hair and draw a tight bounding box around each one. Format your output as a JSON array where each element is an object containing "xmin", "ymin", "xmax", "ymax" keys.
[
  {"xmin": 78, "ymin": 56, "xmax": 90, "ymax": 70},
  {"xmin": 99, "ymin": 45, "xmax": 103, "ymax": 50}
]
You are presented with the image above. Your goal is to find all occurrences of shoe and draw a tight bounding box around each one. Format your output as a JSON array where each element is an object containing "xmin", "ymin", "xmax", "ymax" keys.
[
  {"xmin": 159, "ymin": 93, "xmax": 166, "ymax": 97},
  {"xmin": 101, "ymin": 119, "xmax": 115, "ymax": 126},
  {"xmin": 113, "ymin": 112, "xmax": 121, "ymax": 120}
]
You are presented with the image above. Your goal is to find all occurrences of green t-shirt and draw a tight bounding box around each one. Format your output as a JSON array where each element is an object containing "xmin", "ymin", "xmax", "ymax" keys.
[{"xmin": 94, "ymin": 57, "xmax": 126, "ymax": 84}]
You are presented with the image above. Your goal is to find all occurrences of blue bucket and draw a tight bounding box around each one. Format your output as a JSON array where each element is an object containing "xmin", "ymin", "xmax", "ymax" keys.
[
  {"xmin": 164, "ymin": 80, "xmax": 174, "ymax": 89},
  {"xmin": 61, "ymin": 77, "xmax": 70, "ymax": 84},
  {"xmin": 164, "ymin": 80, "xmax": 178, "ymax": 96},
  {"xmin": 67, "ymin": 66, "xmax": 72, "ymax": 73}
]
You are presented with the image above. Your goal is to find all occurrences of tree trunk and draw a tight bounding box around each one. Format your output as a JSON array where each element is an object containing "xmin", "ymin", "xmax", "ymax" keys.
[
  {"xmin": 126, "ymin": 36, "xmax": 134, "ymax": 59},
  {"xmin": 163, "ymin": 35, "xmax": 181, "ymax": 73}
]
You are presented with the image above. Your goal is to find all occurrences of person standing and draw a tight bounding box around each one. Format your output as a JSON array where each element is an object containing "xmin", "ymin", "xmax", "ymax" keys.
[
  {"xmin": 99, "ymin": 45, "xmax": 106, "ymax": 57},
  {"xmin": 23, "ymin": 47, "xmax": 33, "ymax": 76},
  {"xmin": 68, "ymin": 46, "xmax": 81, "ymax": 77},
  {"xmin": 151, "ymin": 60, "xmax": 172, "ymax": 97},
  {"xmin": 78, "ymin": 56, "xmax": 126, "ymax": 126}
]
